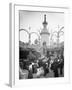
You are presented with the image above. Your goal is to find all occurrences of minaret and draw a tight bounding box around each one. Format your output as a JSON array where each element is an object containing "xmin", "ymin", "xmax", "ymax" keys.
[{"xmin": 40, "ymin": 14, "xmax": 50, "ymax": 46}]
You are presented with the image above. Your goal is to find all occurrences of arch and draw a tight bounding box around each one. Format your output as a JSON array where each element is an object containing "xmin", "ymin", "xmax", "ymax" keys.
[
  {"xmin": 30, "ymin": 32, "xmax": 40, "ymax": 38},
  {"xmin": 50, "ymin": 26, "xmax": 64, "ymax": 45},
  {"xmin": 30, "ymin": 32, "xmax": 40, "ymax": 44},
  {"xmin": 19, "ymin": 29, "xmax": 29, "ymax": 35},
  {"xmin": 19, "ymin": 29, "xmax": 29, "ymax": 42},
  {"xmin": 19, "ymin": 29, "xmax": 40, "ymax": 44},
  {"xmin": 53, "ymin": 26, "xmax": 64, "ymax": 38}
]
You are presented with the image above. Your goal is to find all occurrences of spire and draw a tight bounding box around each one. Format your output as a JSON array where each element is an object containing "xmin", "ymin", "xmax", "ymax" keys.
[
  {"xmin": 43, "ymin": 14, "xmax": 48, "ymax": 25},
  {"xmin": 44, "ymin": 14, "xmax": 46, "ymax": 22}
]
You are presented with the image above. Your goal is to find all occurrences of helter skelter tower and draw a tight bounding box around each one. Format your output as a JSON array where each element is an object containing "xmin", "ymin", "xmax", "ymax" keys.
[{"xmin": 40, "ymin": 14, "xmax": 50, "ymax": 47}]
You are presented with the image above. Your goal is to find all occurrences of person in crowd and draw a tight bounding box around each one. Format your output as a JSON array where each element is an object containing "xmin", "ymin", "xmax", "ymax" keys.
[
  {"xmin": 19, "ymin": 66, "xmax": 29, "ymax": 79},
  {"xmin": 32, "ymin": 64, "xmax": 37, "ymax": 74},
  {"xmin": 38, "ymin": 60, "xmax": 43, "ymax": 67},
  {"xmin": 58, "ymin": 54, "xmax": 64, "ymax": 75},
  {"xmin": 48, "ymin": 55, "xmax": 54, "ymax": 72},
  {"xmin": 28, "ymin": 69, "xmax": 33, "ymax": 79},
  {"xmin": 29, "ymin": 63, "xmax": 33, "ymax": 71},
  {"xmin": 42, "ymin": 62, "xmax": 49, "ymax": 76},
  {"xmin": 51, "ymin": 60, "xmax": 59, "ymax": 77}
]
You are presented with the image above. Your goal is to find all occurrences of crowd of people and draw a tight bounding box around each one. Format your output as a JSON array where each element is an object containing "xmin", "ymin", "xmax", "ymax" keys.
[{"xmin": 19, "ymin": 50, "xmax": 64, "ymax": 79}]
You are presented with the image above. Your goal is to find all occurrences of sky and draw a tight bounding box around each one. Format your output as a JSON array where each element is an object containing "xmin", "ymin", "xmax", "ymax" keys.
[{"xmin": 19, "ymin": 10, "xmax": 64, "ymax": 44}]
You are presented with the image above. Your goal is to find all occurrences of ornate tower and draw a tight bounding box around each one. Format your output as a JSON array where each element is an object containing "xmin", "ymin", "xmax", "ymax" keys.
[{"xmin": 40, "ymin": 14, "xmax": 50, "ymax": 46}]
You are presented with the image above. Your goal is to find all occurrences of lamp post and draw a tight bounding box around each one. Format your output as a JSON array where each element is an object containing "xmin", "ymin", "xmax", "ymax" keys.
[
  {"xmin": 28, "ymin": 27, "xmax": 31, "ymax": 44},
  {"xmin": 50, "ymin": 29, "xmax": 54, "ymax": 47},
  {"xmin": 38, "ymin": 29, "xmax": 41, "ymax": 45}
]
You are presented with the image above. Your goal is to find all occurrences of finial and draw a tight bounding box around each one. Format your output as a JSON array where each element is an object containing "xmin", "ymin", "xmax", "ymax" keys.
[
  {"xmin": 43, "ymin": 14, "xmax": 48, "ymax": 25},
  {"xmin": 29, "ymin": 26, "xmax": 31, "ymax": 30}
]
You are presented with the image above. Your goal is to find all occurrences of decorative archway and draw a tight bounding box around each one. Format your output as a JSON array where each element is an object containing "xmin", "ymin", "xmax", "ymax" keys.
[
  {"xmin": 30, "ymin": 32, "xmax": 40, "ymax": 44},
  {"xmin": 19, "ymin": 29, "xmax": 40, "ymax": 44},
  {"xmin": 50, "ymin": 26, "xmax": 64, "ymax": 46},
  {"xmin": 19, "ymin": 29, "xmax": 29, "ymax": 43}
]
